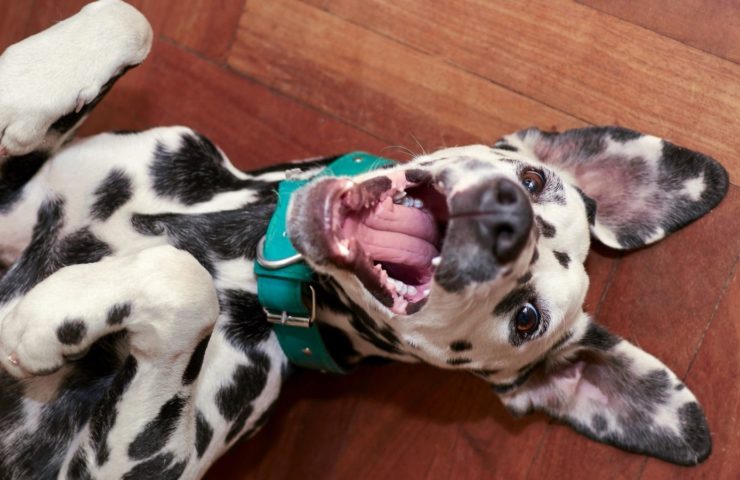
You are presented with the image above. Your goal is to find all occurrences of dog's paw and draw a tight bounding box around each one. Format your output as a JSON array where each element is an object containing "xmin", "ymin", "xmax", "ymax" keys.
[
  {"xmin": 0, "ymin": 0, "xmax": 152, "ymax": 157},
  {"xmin": 0, "ymin": 306, "xmax": 95, "ymax": 378}
]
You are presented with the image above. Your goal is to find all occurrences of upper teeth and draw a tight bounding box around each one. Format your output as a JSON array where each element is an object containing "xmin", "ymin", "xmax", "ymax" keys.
[{"xmin": 394, "ymin": 194, "xmax": 424, "ymax": 208}]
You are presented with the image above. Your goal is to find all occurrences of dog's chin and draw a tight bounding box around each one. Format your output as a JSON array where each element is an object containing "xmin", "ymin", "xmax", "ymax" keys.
[{"xmin": 289, "ymin": 171, "xmax": 449, "ymax": 315}]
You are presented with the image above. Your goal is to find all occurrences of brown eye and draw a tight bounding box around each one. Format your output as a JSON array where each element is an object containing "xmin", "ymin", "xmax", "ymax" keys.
[
  {"xmin": 521, "ymin": 170, "xmax": 545, "ymax": 194},
  {"xmin": 515, "ymin": 304, "xmax": 540, "ymax": 334}
]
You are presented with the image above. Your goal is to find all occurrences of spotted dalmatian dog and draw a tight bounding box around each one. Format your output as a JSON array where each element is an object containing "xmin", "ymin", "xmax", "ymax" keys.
[{"xmin": 0, "ymin": 1, "xmax": 729, "ymax": 478}]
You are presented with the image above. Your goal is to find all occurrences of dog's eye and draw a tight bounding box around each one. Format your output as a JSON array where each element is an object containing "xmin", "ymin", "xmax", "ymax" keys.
[
  {"xmin": 515, "ymin": 303, "xmax": 540, "ymax": 334},
  {"xmin": 521, "ymin": 170, "xmax": 545, "ymax": 194}
]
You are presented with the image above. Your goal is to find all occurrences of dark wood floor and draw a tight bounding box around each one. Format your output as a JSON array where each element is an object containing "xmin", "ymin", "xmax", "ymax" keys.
[{"xmin": 1, "ymin": 1, "xmax": 738, "ymax": 479}]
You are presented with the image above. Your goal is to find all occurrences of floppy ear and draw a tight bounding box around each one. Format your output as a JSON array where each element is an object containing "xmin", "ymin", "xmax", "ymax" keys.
[
  {"xmin": 494, "ymin": 321, "xmax": 711, "ymax": 465},
  {"xmin": 497, "ymin": 126, "xmax": 729, "ymax": 249}
]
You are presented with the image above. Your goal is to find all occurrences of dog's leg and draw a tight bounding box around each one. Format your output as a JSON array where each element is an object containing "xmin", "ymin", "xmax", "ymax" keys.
[
  {"xmin": 0, "ymin": 245, "xmax": 220, "ymax": 475},
  {"xmin": 0, "ymin": 0, "xmax": 152, "ymax": 158},
  {"xmin": 0, "ymin": 1, "xmax": 152, "ymax": 268}
]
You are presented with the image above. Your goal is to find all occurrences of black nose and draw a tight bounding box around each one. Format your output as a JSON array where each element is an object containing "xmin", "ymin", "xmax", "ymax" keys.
[{"xmin": 451, "ymin": 177, "xmax": 533, "ymax": 263}]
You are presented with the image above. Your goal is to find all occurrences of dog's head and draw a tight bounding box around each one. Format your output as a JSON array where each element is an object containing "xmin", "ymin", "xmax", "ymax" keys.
[{"xmin": 287, "ymin": 126, "xmax": 728, "ymax": 465}]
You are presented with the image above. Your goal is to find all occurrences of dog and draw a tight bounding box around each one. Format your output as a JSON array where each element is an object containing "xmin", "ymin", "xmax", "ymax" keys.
[{"xmin": 0, "ymin": 1, "xmax": 729, "ymax": 478}]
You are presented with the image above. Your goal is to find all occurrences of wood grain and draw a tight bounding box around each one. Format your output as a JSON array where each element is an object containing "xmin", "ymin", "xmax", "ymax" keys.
[
  {"xmin": 298, "ymin": 0, "xmax": 740, "ymax": 185},
  {"xmin": 228, "ymin": 0, "xmax": 584, "ymax": 152},
  {"xmin": 0, "ymin": 1, "xmax": 33, "ymax": 50},
  {"xmin": 641, "ymin": 259, "xmax": 740, "ymax": 479},
  {"xmin": 161, "ymin": 0, "xmax": 244, "ymax": 61},
  {"xmin": 579, "ymin": 0, "xmax": 740, "ymax": 64}
]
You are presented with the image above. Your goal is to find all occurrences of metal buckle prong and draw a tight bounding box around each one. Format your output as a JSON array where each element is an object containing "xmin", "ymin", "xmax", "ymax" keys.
[{"xmin": 263, "ymin": 285, "xmax": 316, "ymax": 328}]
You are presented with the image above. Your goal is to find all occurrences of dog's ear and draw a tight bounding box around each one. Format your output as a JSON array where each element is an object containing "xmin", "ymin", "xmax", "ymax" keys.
[
  {"xmin": 498, "ymin": 126, "xmax": 729, "ymax": 249},
  {"xmin": 494, "ymin": 320, "xmax": 711, "ymax": 465}
]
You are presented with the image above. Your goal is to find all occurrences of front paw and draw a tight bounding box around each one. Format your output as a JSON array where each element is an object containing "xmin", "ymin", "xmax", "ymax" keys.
[
  {"xmin": 0, "ymin": 0, "xmax": 152, "ymax": 156},
  {"xmin": 0, "ymin": 308, "xmax": 94, "ymax": 378}
]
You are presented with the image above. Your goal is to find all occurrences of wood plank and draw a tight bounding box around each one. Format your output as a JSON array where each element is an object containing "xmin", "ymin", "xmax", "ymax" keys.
[
  {"xmin": 228, "ymin": 0, "xmax": 584, "ymax": 152},
  {"xmin": 641, "ymin": 259, "xmax": 740, "ymax": 479},
  {"xmin": 0, "ymin": 1, "xmax": 34, "ymax": 51},
  {"xmin": 528, "ymin": 185, "xmax": 740, "ymax": 477},
  {"xmin": 579, "ymin": 0, "xmax": 740, "ymax": 65},
  {"xmin": 298, "ymin": 0, "xmax": 740, "ymax": 185},
  {"xmin": 208, "ymin": 364, "xmax": 550, "ymax": 480},
  {"xmin": 161, "ymin": 0, "xmax": 244, "ymax": 61}
]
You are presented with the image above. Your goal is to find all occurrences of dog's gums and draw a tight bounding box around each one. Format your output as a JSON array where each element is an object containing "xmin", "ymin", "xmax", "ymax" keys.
[{"xmin": 319, "ymin": 172, "xmax": 448, "ymax": 315}]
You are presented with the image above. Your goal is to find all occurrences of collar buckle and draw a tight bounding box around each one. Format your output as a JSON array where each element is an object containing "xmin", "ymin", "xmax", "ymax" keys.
[{"xmin": 263, "ymin": 285, "xmax": 316, "ymax": 327}]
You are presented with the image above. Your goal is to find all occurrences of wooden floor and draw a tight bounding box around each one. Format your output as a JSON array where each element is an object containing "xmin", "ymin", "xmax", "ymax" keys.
[{"xmin": 1, "ymin": 1, "xmax": 739, "ymax": 479}]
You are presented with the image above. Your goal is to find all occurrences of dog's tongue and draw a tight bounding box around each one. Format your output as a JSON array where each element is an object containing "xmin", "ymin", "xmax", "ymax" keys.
[{"xmin": 343, "ymin": 198, "xmax": 439, "ymax": 269}]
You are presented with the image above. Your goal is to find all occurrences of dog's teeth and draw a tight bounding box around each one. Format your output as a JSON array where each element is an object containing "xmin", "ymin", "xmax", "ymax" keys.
[
  {"xmin": 336, "ymin": 238, "xmax": 351, "ymax": 257},
  {"xmin": 423, "ymin": 289, "xmax": 431, "ymax": 297},
  {"xmin": 393, "ymin": 191, "xmax": 407, "ymax": 204},
  {"xmin": 431, "ymin": 256, "xmax": 441, "ymax": 267},
  {"xmin": 403, "ymin": 197, "xmax": 414, "ymax": 207},
  {"xmin": 407, "ymin": 286, "xmax": 417, "ymax": 296},
  {"xmin": 413, "ymin": 199, "xmax": 423, "ymax": 208}
]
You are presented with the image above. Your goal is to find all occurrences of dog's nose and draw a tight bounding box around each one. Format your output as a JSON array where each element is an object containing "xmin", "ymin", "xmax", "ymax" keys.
[{"xmin": 451, "ymin": 177, "xmax": 533, "ymax": 263}]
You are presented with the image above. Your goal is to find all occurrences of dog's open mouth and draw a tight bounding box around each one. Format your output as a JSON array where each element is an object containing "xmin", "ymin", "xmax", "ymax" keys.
[{"xmin": 317, "ymin": 171, "xmax": 448, "ymax": 315}]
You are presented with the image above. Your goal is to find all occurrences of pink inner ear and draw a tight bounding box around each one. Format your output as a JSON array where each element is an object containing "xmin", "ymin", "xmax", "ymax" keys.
[
  {"xmin": 509, "ymin": 358, "xmax": 612, "ymax": 412},
  {"xmin": 573, "ymin": 160, "xmax": 663, "ymax": 232}
]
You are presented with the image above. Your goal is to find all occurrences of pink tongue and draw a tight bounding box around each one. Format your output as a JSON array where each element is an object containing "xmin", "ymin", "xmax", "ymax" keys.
[{"xmin": 343, "ymin": 198, "xmax": 439, "ymax": 268}]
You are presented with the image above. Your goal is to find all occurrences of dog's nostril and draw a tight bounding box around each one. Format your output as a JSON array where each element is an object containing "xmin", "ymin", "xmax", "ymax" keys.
[
  {"xmin": 493, "ymin": 223, "xmax": 519, "ymax": 262},
  {"xmin": 496, "ymin": 182, "xmax": 518, "ymax": 205}
]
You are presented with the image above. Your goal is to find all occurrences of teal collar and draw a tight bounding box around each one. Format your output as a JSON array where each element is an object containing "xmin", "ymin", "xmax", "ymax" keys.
[{"xmin": 254, "ymin": 152, "xmax": 396, "ymax": 373}]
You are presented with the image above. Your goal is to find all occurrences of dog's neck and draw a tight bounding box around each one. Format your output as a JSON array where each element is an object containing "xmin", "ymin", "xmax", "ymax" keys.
[{"xmin": 241, "ymin": 169, "xmax": 410, "ymax": 371}]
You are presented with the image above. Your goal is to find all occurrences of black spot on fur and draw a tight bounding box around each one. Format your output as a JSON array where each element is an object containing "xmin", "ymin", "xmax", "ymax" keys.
[
  {"xmin": 219, "ymin": 290, "xmax": 271, "ymax": 351},
  {"xmin": 450, "ymin": 340, "xmax": 472, "ymax": 352},
  {"xmin": 517, "ymin": 271, "xmax": 532, "ymax": 284},
  {"xmin": 0, "ymin": 198, "xmax": 65, "ymax": 303},
  {"xmin": 90, "ymin": 355, "xmax": 138, "ymax": 466},
  {"xmin": 0, "ymin": 151, "xmax": 48, "ymax": 212},
  {"xmin": 122, "ymin": 452, "xmax": 187, "ymax": 480},
  {"xmin": 405, "ymin": 169, "xmax": 433, "ymax": 184},
  {"xmin": 106, "ymin": 303, "xmax": 132, "ymax": 326},
  {"xmin": 128, "ymin": 394, "xmax": 187, "ymax": 460},
  {"xmin": 56, "ymin": 319, "xmax": 87, "ymax": 345},
  {"xmin": 493, "ymin": 143, "xmax": 518, "ymax": 152},
  {"xmin": 592, "ymin": 414, "xmax": 608, "ymax": 433},
  {"xmin": 195, "ymin": 410, "xmax": 213, "ymax": 458},
  {"xmin": 530, "ymin": 248, "xmax": 539, "ymax": 265},
  {"xmin": 575, "ymin": 187, "xmax": 597, "ymax": 226},
  {"xmin": 317, "ymin": 323, "xmax": 360, "ymax": 370},
  {"xmin": 245, "ymin": 155, "xmax": 339, "ymax": 177},
  {"xmin": 678, "ymin": 402, "xmax": 712, "ymax": 462},
  {"xmin": 535, "ymin": 215, "xmax": 556, "ymax": 238},
  {"xmin": 675, "ymin": 383, "xmax": 685, "ymax": 391},
  {"xmin": 216, "ymin": 350, "xmax": 271, "ymax": 443},
  {"xmin": 553, "ymin": 251, "xmax": 570, "ymax": 268},
  {"xmin": 580, "ymin": 322, "xmax": 620, "ymax": 351},
  {"xmin": 490, "ymin": 370, "xmax": 535, "ymax": 394},
  {"xmin": 131, "ymin": 204, "xmax": 275, "ymax": 275},
  {"xmin": 50, "ymin": 67, "xmax": 133, "ymax": 134},
  {"xmin": 2, "ymin": 332, "xmax": 128, "ymax": 478},
  {"xmin": 150, "ymin": 132, "xmax": 272, "ymax": 205},
  {"xmin": 182, "ymin": 335, "xmax": 210, "ymax": 386},
  {"xmin": 67, "ymin": 447, "xmax": 91, "ymax": 480},
  {"xmin": 447, "ymin": 358, "xmax": 472, "ymax": 366},
  {"xmin": 91, "ymin": 169, "xmax": 133, "ymax": 221},
  {"xmin": 57, "ymin": 228, "xmax": 113, "ymax": 265}
]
